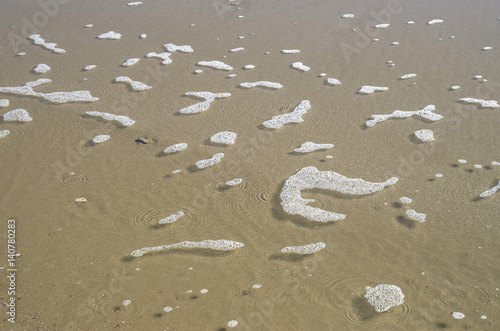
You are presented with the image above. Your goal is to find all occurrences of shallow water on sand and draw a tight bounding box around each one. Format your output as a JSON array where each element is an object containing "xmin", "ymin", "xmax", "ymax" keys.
[{"xmin": 0, "ymin": 0, "xmax": 499, "ymax": 330}]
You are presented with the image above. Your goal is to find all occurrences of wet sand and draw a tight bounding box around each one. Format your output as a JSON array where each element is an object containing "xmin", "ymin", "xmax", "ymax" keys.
[{"xmin": 0, "ymin": 0, "xmax": 499, "ymax": 330}]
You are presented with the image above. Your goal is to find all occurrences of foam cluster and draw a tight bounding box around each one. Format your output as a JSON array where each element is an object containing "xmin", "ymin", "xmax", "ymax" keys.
[
  {"xmin": 292, "ymin": 62, "xmax": 310, "ymax": 72},
  {"xmin": 179, "ymin": 92, "xmax": 231, "ymax": 114},
  {"xmin": 127, "ymin": 1, "xmax": 143, "ymax": 5},
  {"xmin": 93, "ymin": 135, "xmax": 110, "ymax": 144},
  {"xmin": 280, "ymin": 166, "xmax": 398, "ymax": 222},
  {"xmin": 85, "ymin": 111, "xmax": 135, "ymax": 126},
  {"xmin": 326, "ymin": 78, "xmax": 341, "ymax": 86},
  {"xmin": 197, "ymin": 61, "xmax": 233, "ymax": 70},
  {"xmin": 364, "ymin": 284, "xmax": 405, "ymax": 313},
  {"xmin": 29, "ymin": 34, "xmax": 66, "ymax": 53},
  {"xmin": 164, "ymin": 43, "xmax": 193, "ymax": 53},
  {"xmin": 342, "ymin": 14, "xmax": 354, "ymax": 18},
  {"xmin": 282, "ymin": 49, "xmax": 300, "ymax": 54},
  {"xmin": 415, "ymin": 129, "xmax": 435, "ymax": 142},
  {"xmin": 225, "ymin": 178, "xmax": 243, "ymax": 186},
  {"xmin": 0, "ymin": 99, "xmax": 9, "ymax": 107},
  {"xmin": 98, "ymin": 31, "xmax": 121, "ymax": 39},
  {"xmin": 366, "ymin": 105, "xmax": 442, "ymax": 127},
  {"xmin": 375, "ymin": 24, "xmax": 390, "ymax": 28},
  {"xmin": 0, "ymin": 79, "xmax": 99, "ymax": 103},
  {"xmin": 281, "ymin": 242, "xmax": 325, "ymax": 254},
  {"xmin": 479, "ymin": 181, "xmax": 500, "ymax": 198},
  {"xmin": 196, "ymin": 153, "xmax": 224, "ymax": 169},
  {"xmin": 263, "ymin": 100, "xmax": 310, "ymax": 129},
  {"xmin": 406, "ymin": 209, "xmax": 426, "ymax": 223},
  {"xmin": 84, "ymin": 65, "xmax": 97, "ymax": 71},
  {"xmin": 294, "ymin": 142, "xmax": 334, "ymax": 153},
  {"xmin": 452, "ymin": 312, "xmax": 465, "ymax": 320},
  {"xmin": 230, "ymin": 47, "xmax": 244, "ymax": 52},
  {"xmin": 130, "ymin": 239, "xmax": 244, "ymax": 257},
  {"xmin": 400, "ymin": 73, "xmax": 417, "ymax": 80},
  {"xmin": 0, "ymin": 130, "xmax": 10, "ymax": 139},
  {"xmin": 163, "ymin": 143, "xmax": 188, "ymax": 153},
  {"xmin": 115, "ymin": 76, "xmax": 152, "ymax": 90},
  {"xmin": 239, "ymin": 81, "xmax": 283, "ymax": 89},
  {"xmin": 3, "ymin": 109, "xmax": 32, "ymax": 122},
  {"xmin": 34, "ymin": 64, "xmax": 51, "ymax": 74},
  {"xmin": 122, "ymin": 58, "xmax": 141, "ymax": 67},
  {"xmin": 159, "ymin": 211, "xmax": 185, "ymax": 224},
  {"xmin": 359, "ymin": 86, "xmax": 389, "ymax": 94},
  {"xmin": 399, "ymin": 197, "xmax": 412, "ymax": 204},
  {"xmin": 146, "ymin": 52, "xmax": 172, "ymax": 65},
  {"xmin": 244, "ymin": 65, "xmax": 255, "ymax": 70},
  {"xmin": 459, "ymin": 98, "xmax": 500, "ymax": 108},
  {"xmin": 427, "ymin": 19, "xmax": 444, "ymax": 25},
  {"xmin": 210, "ymin": 131, "xmax": 237, "ymax": 144}
]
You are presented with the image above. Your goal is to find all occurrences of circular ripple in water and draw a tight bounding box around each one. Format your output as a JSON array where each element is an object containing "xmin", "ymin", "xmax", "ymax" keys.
[
  {"xmin": 437, "ymin": 282, "xmax": 498, "ymax": 312},
  {"xmin": 57, "ymin": 173, "xmax": 91, "ymax": 185},
  {"xmin": 0, "ymin": 139, "xmax": 11, "ymax": 150},
  {"xmin": 87, "ymin": 294, "xmax": 145, "ymax": 324},
  {"xmin": 222, "ymin": 186, "xmax": 270, "ymax": 221}
]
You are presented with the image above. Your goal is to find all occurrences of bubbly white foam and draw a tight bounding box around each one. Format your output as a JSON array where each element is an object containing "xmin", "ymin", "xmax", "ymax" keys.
[
  {"xmin": 366, "ymin": 105, "xmax": 442, "ymax": 127},
  {"xmin": 163, "ymin": 307, "xmax": 173, "ymax": 312},
  {"xmin": 342, "ymin": 14, "xmax": 354, "ymax": 18},
  {"xmin": 85, "ymin": 111, "xmax": 135, "ymax": 126},
  {"xmin": 244, "ymin": 64, "xmax": 255, "ymax": 70},
  {"xmin": 365, "ymin": 284, "xmax": 404, "ymax": 313},
  {"xmin": 435, "ymin": 173, "xmax": 443, "ymax": 178},
  {"xmin": 196, "ymin": 153, "xmax": 224, "ymax": 169},
  {"xmin": 115, "ymin": 76, "xmax": 152, "ymax": 90},
  {"xmin": 127, "ymin": 1, "xmax": 143, "ymax": 5},
  {"xmin": 230, "ymin": 47, "xmax": 244, "ymax": 52},
  {"xmin": 359, "ymin": 86, "xmax": 389, "ymax": 94},
  {"xmin": 163, "ymin": 143, "xmax": 188, "ymax": 153},
  {"xmin": 92, "ymin": 135, "xmax": 110, "ymax": 144},
  {"xmin": 33, "ymin": 64, "xmax": 51, "ymax": 74},
  {"xmin": 29, "ymin": 34, "xmax": 66, "ymax": 53},
  {"xmin": 482, "ymin": 46, "xmax": 492, "ymax": 51},
  {"xmin": 0, "ymin": 130, "xmax": 10, "ymax": 139},
  {"xmin": 282, "ymin": 49, "xmax": 300, "ymax": 54},
  {"xmin": 122, "ymin": 58, "xmax": 141, "ymax": 67},
  {"xmin": 280, "ymin": 166, "xmax": 398, "ymax": 222},
  {"xmin": 84, "ymin": 24, "xmax": 93, "ymax": 28},
  {"xmin": 263, "ymin": 100, "xmax": 310, "ymax": 129},
  {"xmin": 294, "ymin": 142, "xmax": 334, "ymax": 153},
  {"xmin": 200, "ymin": 288, "xmax": 208, "ymax": 293},
  {"xmin": 281, "ymin": 242, "xmax": 325, "ymax": 254},
  {"xmin": 458, "ymin": 159, "xmax": 467, "ymax": 164},
  {"xmin": 197, "ymin": 61, "xmax": 233, "ymax": 70},
  {"xmin": 3, "ymin": 109, "xmax": 32, "ymax": 122},
  {"xmin": 407, "ymin": 21, "xmax": 415, "ymax": 24},
  {"xmin": 130, "ymin": 239, "xmax": 244, "ymax": 257},
  {"xmin": 427, "ymin": 19, "xmax": 444, "ymax": 25},
  {"xmin": 399, "ymin": 197, "xmax": 412, "ymax": 204},
  {"xmin": 210, "ymin": 131, "xmax": 237, "ymax": 144},
  {"xmin": 225, "ymin": 178, "xmax": 243, "ymax": 186},
  {"xmin": 239, "ymin": 81, "xmax": 283, "ymax": 89},
  {"xmin": 122, "ymin": 300, "xmax": 131, "ymax": 306},
  {"xmin": 159, "ymin": 211, "xmax": 185, "ymax": 224},
  {"xmin": 172, "ymin": 169, "xmax": 181, "ymax": 174},
  {"xmin": 375, "ymin": 23, "xmax": 390, "ymax": 28},
  {"xmin": 392, "ymin": 42, "xmax": 399, "ymax": 45},
  {"xmin": 0, "ymin": 79, "xmax": 99, "ymax": 103},
  {"xmin": 415, "ymin": 129, "xmax": 435, "ymax": 142},
  {"xmin": 227, "ymin": 320, "xmax": 238, "ymax": 328},
  {"xmin": 479, "ymin": 181, "xmax": 500, "ymax": 198},
  {"xmin": 227, "ymin": 74, "xmax": 237, "ymax": 78},
  {"xmin": 326, "ymin": 78, "xmax": 341, "ymax": 85},
  {"xmin": 0, "ymin": 99, "xmax": 9, "ymax": 107},
  {"xmin": 406, "ymin": 209, "xmax": 426, "ymax": 223},
  {"xmin": 140, "ymin": 34, "xmax": 147, "ymax": 39},
  {"xmin": 146, "ymin": 52, "xmax": 172, "ymax": 65},
  {"xmin": 292, "ymin": 62, "xmax": 310, "ymax": 72},
  {"xmin": 474, "ymin": 164, "xmax": 483, "ymax": 169},
  {"xmin": 451, "ymin": 85, "xmax": 460, "ymax": 90},
  {"xmin": 492, "ymin": 161, "xmax": 500, "ymax": 166},
  {"xmin": 179, "ymin": 92, "xmax": 231, "ymax": 114},
  {"xmin": 195, "ymin": 69, "xmax": 203, "ymax": 74},
  {"xmin": 459, "ymin": 98, "xmax": 500, "ymax": 108},
  {"xmin": 319, "ymin": 73, "xmax": 327, "ymax": 77},
  {"xmin": 452, "ymin": 312, "xmax": 465, "ymax": 319},
  {"xmin": 98, "ymin": 31, "xmax": 121, "ymax": 39},
  {"xmin": 400, "ymin": 73, "xmax": 417, "ymax": 80},
  {"xmin": 164, "ymin": 43, "xmax": 193, "ymax": 53},
  {"xmin": 84, "ymin": 65, "xmax": 97, "ymax": 71}
]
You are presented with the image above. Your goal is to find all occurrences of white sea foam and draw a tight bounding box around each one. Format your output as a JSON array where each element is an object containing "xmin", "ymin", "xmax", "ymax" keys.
[
  {"xmin": 292, "ymin": 62, "xmax": 310, "ymax": 72},
  {"xmin": 163, "ymin": 307, "xmax": 173, "ymax": 312},
  {"xmin": 92, "ymin": 135, "xmax": 110, "ymax": 144},
  {"xmin": 479, "ymin": 181, "xmax": 500, "ymax": 198},
  {"xmin": 365, "ymin": 284, "xmax": 405, "ymax": 313},
  {"xmin": 407, "ymin": 21, "xmax": 415, "ymax": 25},
  {"xmin": 127, "ymin": 1, "xmax": 143, "ymax": 5},
  {"xmin": 225, "ymin": 178, "xmax": 243, "ymax": 186},
  {"xmin": 452, "ymin": 312, "xmax": 465, "ymax": 319},
  {"xmin": 474, "ymin": 164, "xmax": 483, "ymax": 169},
  {"xmin": 122, "ymin": 300, "xmax": 131, "ymax": 306},
  {"xmin": 435, "ymin": 173, "xmax": 443, "ymax": 178},
  {"xmin": 359, "ymin": 86, "xmax": 389, "ymax": 94},
  {"xmin": 244, "ymin": 64, "xmax": 255, "ymax": 70},
  {"xmin": 172, "ymin": 169, "xmax": 181, "ymax": 174},
  {"xmin": 196, "ymin": 153, "xmax": 224, "ymax": 169},
  {"xmin": 399, "ymin": 197, "xmax": 412, "ymax": 204},
  {"xmin": 0, "ymin": 99, "xmax": 9, "ymax": 107},
  {"xmin": 482, "ymin": 46, "xmax": 492, "ymax": 51},
  {"xmin": 406, "ymin": 209, "xmax": 426, "ymax": 223},
  {"xmin": 280, "ymin": 166, "xmax": 398, "ymax": 222},
  {"xmin": 0, "ymin": 79, "xmax": 99, "ymax": 103},
  {"xmin": 146, "ymin": 52, "xmax": 172, "ymax": 65},
  {"xmin": 227, "ymin": 74, "xmax": 237, "ymax": 78},
  {"xmin": 84, "ymin": 65, "xmax": 97, "ymax": 71},
  {"xmin": 492, "ymin": 161, "xmax": 500, "ymax": 166},
  {"xmin": 239, "ymin": 81, "xmax": 283, "ymax": 89},
  {"xmin": 197, "ymin": 61, "xmax": 233, "ymax": 70},
  {"xmin": 0, "ymin": 130, "xmax": 10, "ymax": 139},
  {"xmin": 294, "ymin": 142, "xmax": 334, "ymax": 153},
  {"xmin": 319, "ymin": 73, "xmax": 327, "ymax": 77},
  {"xmin": 230, "ymin": 47, "xmax": 244, "ymax": 52},
  {"xmin": 122, "ymin": 58, "xmax": 141, "ymax": 67},
  {"xmin": 29, "ymin": 34, "xmax": 66, "ymax": 53},
  {"xmin": 98, "ymin": 31, "xmax": 121, "ymax": 39},
  {"xmin": 195, "ymin": 69, "xmax": 203, "ymax": 74},
  {"xmin": 342, "ymin": 14, "xmax": 354, "ymax": 18},
  {"xmin": 451, "ymin": 85, "xmax": 460, "ymax": 90},
  {"xmin": 227, "ymin": 320, "xmax": 238, "ymax": 328},
  {"xmin": 415, "ymin": 129, "xmax": 435, "ymax": 142},
  {"xmin": 164, "ymin": 43, "xmax": 193, "ymax": 53},
  {"xmin": 17, "ymin": 52, "xmax": 26, "ymax": 56},
  {"xmin": 375, "ymin": 23, "xmax": 390, "ymax": 28},
  {"xmin": 115, "ymin": 76, "xmax": 152, "ymax": 90},
  {"xmin": 84, "ymin": 24, "xmax": 93, "ymax": 28},
  {"xmin": 281, "ymin": 242, "xmax": 326, "ymax": 254},
  {"xmin": 474, "ymin": 75, "xmax": 483, "ymax": 79},
  {"xmin": 130, "ymin": 239, "xmax": 244, "ymax": 257},
  {"xmin": 210, "ymin": 131, "xmax": 237, "ymax": 144},
  {"xmin": 179, "ymin": 92, "xmax": 231, "ymax": 114},
  {"xmin": 163, "ymin": 143, "xmax": 188, "ymax": 153},
  {"xmin": 427, "ymin": 19, "xmax": 444, "ymax": 25},
  {"xmin": 85, "ymin": 111, "xmax": 135, "ymax": 126},
  {"xmin": 392, "ymin": 42, "xmax": 399, "ymax": 45},
  {"xmin": 33, "ymin": 64, "xmax": 51, "ymax": 74},
  {"xmin": 282, "ymin": 49, "xmax": 300, "ymax": 54},
  {"xmin": 3, "ymin": 109, "xmax": 32, "ymax": 122},
  {"xmin": 326, "ymin": 78, "xmax": 341, "ymax": 86},
  {"xmin": 263, "ymin": 100, "xmax": 310, "ymax": 129},
  {"xmin": 366, "ymin": 105, "xmax": 442, "ymax": 127},
  {"xmin": 458, "ymin": 159, "xmax": 467, "ymax": 164},
  {"xmin": 400, "ymin": 73, "xmax": 417, "ymax": 80},
  {"xmin": 140, "ymin": 34, "xmax": 147, "ymax": 39},
  {"xmin": 159, "ymin": 211, "xmax": 185, "ymax": 224},
  {"xmin": 459, "ymin": 98, "xmax": 500, "ymax": 108}
]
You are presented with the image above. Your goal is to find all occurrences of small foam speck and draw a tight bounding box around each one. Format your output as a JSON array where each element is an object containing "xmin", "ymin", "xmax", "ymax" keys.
[
  {"xmin": 292, "ymin": 62, "xmax": 310, "ymax": 72},
  {"xmin": 98, "ymin": 31, "xmax": 121, "ymax": 40}
]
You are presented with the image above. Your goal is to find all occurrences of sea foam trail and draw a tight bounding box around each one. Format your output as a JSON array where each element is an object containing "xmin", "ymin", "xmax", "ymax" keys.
[
  {"xmin": 294, "ymin": 142, "xmax": 334, "ymax": 153},
  {"xmin": 197, "ymin": 61, "xmax": 233, "ymax": 70},
  {"xmin": 178, "ymin": 92, "xmax": 231, "ymax": 114},
  {"xmin": 239, "ymin": 81, "xmax": 283, "ymax": 89},
  {"xmin": 146, "ymin": 52, "xmax": 172, "ymax": 65},
  {"xmin": 3, "ymin": 109, "xmax": 32, "ymax": 122},
  {"xmin": 85, "ymin": 111, "xmax": 135, "ymax": 126},
  {"xmin": 359, "ymin": 86, "xmax": 388, "ymax": 94},
  {"xmin": 263, "ymin": 100, "xmax": 310, "ymax": 129},
  {"xmin": 459, "ymin": 98, "xmax": 500, "ymax": 108},
  {"xmin": 196, "ymin": 153, "xmax": 224, "ymax": 169},
  {"xmin": 479, "ymin": 181, "xmax": 500, "ymax": 198},
  {"xmin": 281, "ymin": 242, "xmax": 325, "ymax": 254},
  {"xmin": 130, "ymin": 239, "xmax": 244, "ymax": 257},
  {"xmin": 115, "ymin": 76, "xmax": 152, "ymax": 91},
  {"xmin": 366, "ymin": 105, "xmax": 443, "ymax": 127},
  {"xmin": 29, "ymin": 34, "xmax": 65, "ymax": 53}
]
